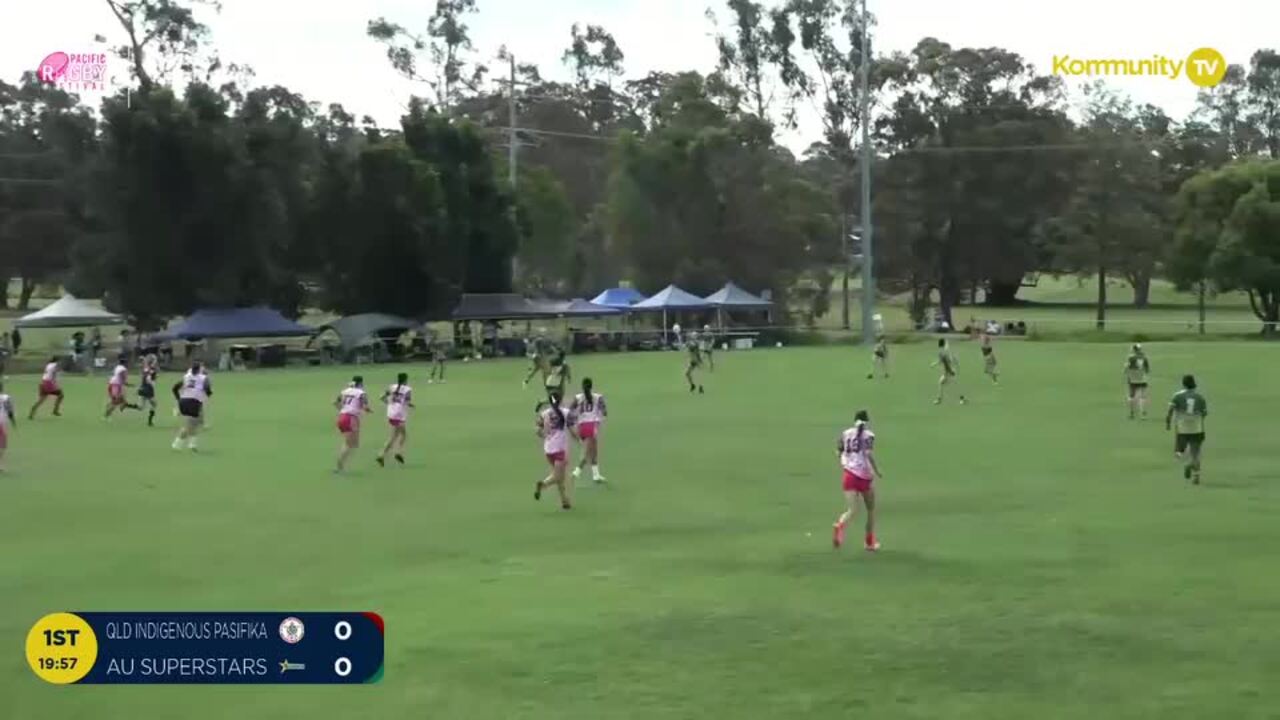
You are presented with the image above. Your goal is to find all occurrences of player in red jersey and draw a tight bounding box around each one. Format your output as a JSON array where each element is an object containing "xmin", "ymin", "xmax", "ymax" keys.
[
  {"xmin": 570, "ymin": 377, "xmax": 608, "ymax": 484},
  {"xmin": 0, "ymin": 381, "xmax": 17, "ymax": 471},
  {"xmin": 377, "ymin": 372, "xmax": 414, "ymax": 467},
  {"xmin": 833, "ymin": 410, "xmax": 883, "ymax": 552},
  {"xmin": 534, "ymin": 391, "xmax": 577, "ymax": 510},
  {"xmin": 29, "ymin": 357, "xmax": 65, "ymax": 419},
  {"xmin": 334, "ymin": 376, "xmax": 372, "ymax": 473},
  {"xmin": 104, "ymin": 355, "xmax": 141, "ymax": 419}
]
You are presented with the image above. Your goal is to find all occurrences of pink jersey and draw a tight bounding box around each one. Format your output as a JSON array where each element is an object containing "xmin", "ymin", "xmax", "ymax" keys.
[
  {"xmin": 338, "ymin": 386, "xmax": 368, "ymax": 416},
  {"xmin": 109, "ymin": 364, "xmax": 128, "ymax": 387},
  {"xmin": 538, "ymin": 405, "xmax": 574, "ymax": 455},
  {"xmin": 43, "ymin": 362, "xmax": 59, "ymax": 383},
  {"xmin": 839, "ymin": 425, "xmax": 876, "ymax": 478},
  {"xmin": 385, "ymin": 384, "xmax": 413, "ymax": 421},
  {"xmin": 571, "ymin": 392, "xmax": 607, "ymax": 425}
]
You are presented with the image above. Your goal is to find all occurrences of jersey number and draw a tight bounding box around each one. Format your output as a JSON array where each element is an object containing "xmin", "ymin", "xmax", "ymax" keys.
[{"xmin": 1185, "ymin": 397, "xmax": 1197, "ymax": 414}]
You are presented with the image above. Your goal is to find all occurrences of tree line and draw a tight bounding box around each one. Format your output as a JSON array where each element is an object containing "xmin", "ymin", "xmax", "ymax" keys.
[{"xmin": 1, "ymin": 0, "xmax": 1278, "ymax": 331}]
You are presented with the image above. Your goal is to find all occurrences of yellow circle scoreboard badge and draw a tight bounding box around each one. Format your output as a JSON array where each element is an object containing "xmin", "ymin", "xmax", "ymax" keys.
[{"xmin": 26, "ymin": 613, "xmax": 97, "ymax": 684}]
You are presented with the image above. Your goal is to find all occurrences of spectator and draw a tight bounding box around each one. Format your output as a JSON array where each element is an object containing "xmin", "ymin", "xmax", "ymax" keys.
[
  {"xmin": 90, "ymin": 327, "xmax": 103, "ymax": 362},
  {"xmin": 10, "ymin": 327, "xmax": 21, "ymax": 355}
]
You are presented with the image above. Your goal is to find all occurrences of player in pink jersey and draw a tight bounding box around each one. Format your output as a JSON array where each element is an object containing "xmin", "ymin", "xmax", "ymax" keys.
[
  {"xmin": 833, "ymin": 410, "xmax": 883, "ymax": 551},
  {"xmin": 377, "ymin": 372, "xmax": 414, "ymax": 467},
  {"xmin": 334, "ymin": 376, "xmax": 372, "ymax": 473},
  {"xmin": 103, "ymin": 355, "xmax": 141, "ymax": 419},
  {"xmin": 570, "ymin": 377, "xmax": 608, "ymax": 484},
  {"xmin": 29, "ymin": 357, "xmax": 65, "ymax": 419},
  {"xmin": 534, "ymin": 391, "xmax": 577, "ymax": 510},
  {"xmin": 0, "ymin": 381, "xmax": 17, "ymax": 471}
]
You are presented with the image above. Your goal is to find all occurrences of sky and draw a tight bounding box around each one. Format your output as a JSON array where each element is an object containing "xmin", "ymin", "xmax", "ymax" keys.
[{"xmin": 2, "ymin": 0, "xmax": 1276, "ymax": 152}]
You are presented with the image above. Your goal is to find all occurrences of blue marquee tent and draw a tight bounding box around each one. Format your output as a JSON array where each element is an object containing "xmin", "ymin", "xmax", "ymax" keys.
[
  {"xmin": 704, "ymin": 282, "xmax": 772, "ymax": 308},
  {"xmin": 590, "ymin": 287, "xmax": 645, "ymax": 308},
  {"xmin": 159, "ymin": 307, "xmax": 312, "ymax": 340},
  {"xmin": 633, "ymin": 285, "xmax": 711, "ymax": 344}
]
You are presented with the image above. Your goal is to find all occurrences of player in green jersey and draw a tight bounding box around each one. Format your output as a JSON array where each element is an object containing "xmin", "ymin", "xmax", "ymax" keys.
[
  {"xmin": 1166, "ymin": 374, "xmax": 1208, "ymax": 484},
  {"xmin": 699, "ymin": 326, "xmax": 716, "ymax": 372},
  {"xmin": 931, "ymin": 338, "xmax": 966, "ymax": 405},
  {"xmin": 867, "ymin": 336, "xmax": 889, "ymax": 380},
  {"xmin": 685, "ymin": 333, "xmax": 705, "ymax": 394},
  {"xmin": 1123, "ymin": 343, "xmax": 1152, "ymax": 419},
  {"xmin": 428, "ymin": 337, "xmax": 448, "ymax": 384},
  {"xmin": 544, "ymin": 352, "xmax": 571, "ymax": 400},
  {"xmin": 980, "ymin": 332, "xmax": 999, "ymax": 385}
]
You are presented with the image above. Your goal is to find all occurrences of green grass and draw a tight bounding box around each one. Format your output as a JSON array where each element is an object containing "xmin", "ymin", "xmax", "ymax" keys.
[{"xmin": 3, "ymin": 343, "xmax": 1279, "ymax": 719}]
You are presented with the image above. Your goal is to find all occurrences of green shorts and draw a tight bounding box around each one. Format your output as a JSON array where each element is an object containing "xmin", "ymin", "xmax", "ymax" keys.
[{"xmin": 1175, "ymin": 432, "xmax": 1205, "ymax": 454}]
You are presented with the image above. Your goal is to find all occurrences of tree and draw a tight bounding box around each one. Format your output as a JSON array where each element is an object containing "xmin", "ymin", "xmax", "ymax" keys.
[
  {"xmin": 367, "ymin": 0, "xmax": 484, "ymax": 112},
  {"xmin": 1171, "ymin": 160, "xmax": 1280, "ymax": 333},
  {"xmin": 103, "ymin": 0, "xmax": 220, "ymax": 92},
  {"xmin": 514, "ymin": 167, "xmax": 576, "ymax": 294},
  {"xmin": 1245, "ymin": 49, "xmax": 1280, "ymax": 158},
  {"xmin": 707, "ymin": 0, "xmax": 804, "ymax": 125}
]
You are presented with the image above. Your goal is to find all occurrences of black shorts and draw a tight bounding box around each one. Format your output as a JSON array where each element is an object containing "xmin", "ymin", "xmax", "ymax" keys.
[
  {"xmin": 1128, "ymin": 383, "xmax": 1148, "ymax": 398},
  {"xmin": 178, "ymin": 398, "xmax": 203, "ymax": 419},
  {"xmin": 1175, "ymin": 433, "xmax": 1205, "ymax": 454},
  {"xmin": 138, "ymin": 384, "xmax": 155, "ymax": 399},
  {"xmin": 874, "ymin": 350, "xmax": 886, "ymax": 359}
]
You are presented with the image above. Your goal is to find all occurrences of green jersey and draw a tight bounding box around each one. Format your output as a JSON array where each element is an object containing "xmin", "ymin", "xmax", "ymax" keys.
[
  {"xmin": 545, "ymin": 361, "xmax": 569, "ymax": 392},
  {"xmin": 1169, "ymin": 389, "xmax": 1207, "ymax": 434},
  {"xmin": 874, "ymin": 340, "xmax": 887, "ymax": 358},
  {"xmin": 1125, "ymin": 355, "xmax": 1150, "ymax": 384},
  {"xmin": 687, "ymin": 342, "xmax": 702, "ymax": 365},
  {"xmin": 939, "ymin": 349, "xmax": 956, "ymax": 375}
]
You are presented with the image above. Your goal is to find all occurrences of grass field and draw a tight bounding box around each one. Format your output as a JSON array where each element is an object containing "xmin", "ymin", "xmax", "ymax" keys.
[{"xmin": 3, "ymin": 342, "xmax": 1279, "ymax": 719}]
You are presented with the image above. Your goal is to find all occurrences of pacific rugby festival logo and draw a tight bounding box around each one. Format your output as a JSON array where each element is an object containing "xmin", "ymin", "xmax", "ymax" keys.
[
  {"xmin": 1052, "ymin": 47, "xmax": 1227, "ymax": 88},
  {"xmin": 36, "ymin": 52, "xmax": 109, "ymax": 92}
]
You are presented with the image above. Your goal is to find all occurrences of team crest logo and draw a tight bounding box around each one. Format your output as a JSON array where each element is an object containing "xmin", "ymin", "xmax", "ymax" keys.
[{"xmin": 279, "ymin": 617, "xmax": 305, "ymax": 644}]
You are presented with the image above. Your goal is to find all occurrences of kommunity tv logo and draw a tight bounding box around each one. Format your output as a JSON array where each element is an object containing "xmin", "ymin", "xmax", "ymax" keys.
[{"xmin": 1052, "ymin": 47, "xmax": 1227, "ymax": 87}]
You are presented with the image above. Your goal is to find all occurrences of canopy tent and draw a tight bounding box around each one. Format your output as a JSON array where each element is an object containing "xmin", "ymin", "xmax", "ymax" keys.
[
  {"xmin": 633, "ymin": 285, "xmax": 711, "ymax": 344},
  {"xmin": 158, "ymin": 307, "xmax": 312, "ymax": 340},
  {"xmin": 704, "ymin": 282, "xmax": 772, "ymax": 309},
  {"xmin": 14, "ymin": 295, "xmax": 124, "ymax": 328},
  {"xmin": 451, "ymin": 293, "xmax": 549, "ymax": 320},
  {"xmin": 590, "ymin": 287, "xmax": 645, "ymax": 309},
  {"xmin": 532, "ymin": 299, "xmax": 623, "ymax": 317},
  {"xmin": 311, "ymin": 313, "xmax": 421, "ymax": 352}
]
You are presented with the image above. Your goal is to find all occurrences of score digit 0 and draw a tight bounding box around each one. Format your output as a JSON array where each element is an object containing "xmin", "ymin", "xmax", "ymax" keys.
[
  {"xmin": 334, "ymin": 657, "xmax": 352, "ymax": 677},
  {"xmin": 334, "ymin": 620, "xmax": 352, "ymax": 640}
]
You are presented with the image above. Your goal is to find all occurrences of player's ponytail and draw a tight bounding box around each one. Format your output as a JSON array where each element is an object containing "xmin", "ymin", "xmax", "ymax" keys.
[
  {"xmin": 547, "ymin": 389, "xmax": 565, "ymax": 427},
  {"xmin": 853, "ymin": 409, "xmax": 870, "ymax": 446},
  {"xmin": 582, "ymin": 378, "xmax": 594, "ymax": 412}
]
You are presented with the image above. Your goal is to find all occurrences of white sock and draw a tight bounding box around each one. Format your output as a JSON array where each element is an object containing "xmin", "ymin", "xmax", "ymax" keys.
[
  {"xmin": 172, "ymin": 438, "xmax": 183, "ymax": 450},
  {"xmin": 187, "ymin": 437, "xmax": 198, "ymax": 450},
  {"xmin": 592, "ymin": 464, "xmax": 602, "ymax": 478}
]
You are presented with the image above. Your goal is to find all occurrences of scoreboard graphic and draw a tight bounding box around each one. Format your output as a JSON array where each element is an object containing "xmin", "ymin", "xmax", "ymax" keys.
[{"xmin": 26, "ymin": 612, "xmax": 384, "ymax": 685}]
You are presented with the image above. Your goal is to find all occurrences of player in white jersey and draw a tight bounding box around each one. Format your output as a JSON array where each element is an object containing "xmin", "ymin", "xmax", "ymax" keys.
[
  {"xmin": 534, "ymin": 391, "xmax": 577, "ymax": 510},
  {"xmin": 104, "ymin": 355, "xmax": 141, "ymax": 419},
  {"xmin": 832, "ymin": 410, "xmax": 883, "ymax": 551},
  {"xmin": 171, "ymin": 361, "xmax": 213, "ymax": 451},
  {"xmin": 0, "ymin": 382, "xmax": 17, "ymax": 471},
  {"xmin": 570, "ymin": 377, "xmax": 608, "ymax": 483},
  {"xmin": 377, "ymin": 372, "xmax": 414, "ymax": 467},
  {"xmin": 931, "ymin": 338, "xmax": 966, "ymax": 405},
  {"xmin": 29, "ymin": 357, "xmax": 66, "ymax": 419},
  {"xmin": 334, "ymin": 375, "xmax": 372, "ymax": 473}
]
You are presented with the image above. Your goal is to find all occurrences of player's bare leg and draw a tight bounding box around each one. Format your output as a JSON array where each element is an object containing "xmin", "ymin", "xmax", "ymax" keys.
[
  {"xmin": 1138, "ymin": 387, "xmax": 1149, "ymax": 419},
  {"xmin": 861, "ymin": 489, "xmax": 879, "ymax": 550},
  {"xmin": 934, "ymin": 376, "xmax": 947, "ymax": 405},
  {"xmin": 336, "ymin": 432, "xmax": 358, "ymax": 472},
  {"xmin": 27, "ymin": 396, "xmax": 43, "ymax": 420},
  {"xmin": 833, "ymin": 490, "xmax": 858, "ymax": 548}
]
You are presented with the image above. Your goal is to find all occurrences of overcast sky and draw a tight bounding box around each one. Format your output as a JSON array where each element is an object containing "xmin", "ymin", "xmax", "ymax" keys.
[{"xmin": 2, "ymin": 0, "xmax": 1276, "ymax": 151}]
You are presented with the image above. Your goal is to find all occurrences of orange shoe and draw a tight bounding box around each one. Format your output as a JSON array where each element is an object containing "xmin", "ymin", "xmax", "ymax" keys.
[{"xmin": 832, "ymin": 523, "xmax": 845, "ymax": 549}]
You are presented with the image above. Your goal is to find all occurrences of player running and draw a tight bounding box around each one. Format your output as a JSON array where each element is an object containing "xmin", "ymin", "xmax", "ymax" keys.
[
  {"xmin": 534, "ymin": 392, "xmax": 576, "ymax": 510},
  {"xmin": 1166, "ymin": 374, "xmax": 1208, "ymax": 485},
  {"xmin": 685, "ymin": 334, "xmax": 705, "ymax": 394},
  {"xmin": 544, "ymin": 352, "xmax": 571, "ymax": 400},
  {"xmin": 699, "ymin": 326, "xmax": 716, "ymax": 372},
  {"xmin": 0, "ymin": 381, "xmax": 16, "ymax": 472},
  {"xmin": 104, "ymin": 355, "xmax": 141, "ymax": 419},
  {"xmin": 428, "ymin": 339, "xmax": 447, "ymax": 384},
  {"xmin": 833, "ymin": 410, "xmax": 883, "ymax": 552},
  {"xmin": 981, "ymin": 332, "xmax": 999, "ymax": 385},
  {"xmin": 377, "ymin": 373, "xmax": 414, "ymax": 467},
  {"xmin": 1124, "ymin": 344, "xmax": 1152, "ymax": 420},
  {"xmin": 868, "ymin": 336, "xmax": 889, "ymax": 379},
  {"xmin": 29, "ymin": 357, "xmax": 65, "ymax": 419},
  {"xmin": 522, "ymin": 335, "xmax": 553, "ymax": 388},
  {"xmin": 171, "ymin": 361, "xmax": 212, "ymax": 451},
  {"xmin": 570, "ymin": 377, "xmax": 608, "ymax": 484},
  {"xmin": 334, "ymin": 376, "xmax": 372, "ymax": 473},
  {"xmin": 932, "ymin": 338, "xmax": 966, "ymax": 405},
  {"xmin": 138, "ymin": 354, "xmax": 160, "ymax": 426}
]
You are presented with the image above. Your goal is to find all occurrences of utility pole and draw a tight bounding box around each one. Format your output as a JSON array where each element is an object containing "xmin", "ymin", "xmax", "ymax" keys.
[
  {"xmin": 858, "ymin": 0, "xmax": 875, "ymax": 344},
  {"xmin": 507, "ymin": 53, "xmax": 520, "ymax": 287},
  {"xmin": 841, "ymin": 214, "xmax": 850, "ymax": 330}
]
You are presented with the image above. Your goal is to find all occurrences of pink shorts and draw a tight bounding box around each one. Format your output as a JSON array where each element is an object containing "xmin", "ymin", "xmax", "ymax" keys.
[
  {"xmin": 545, "ymin": 451, "xmax": 566, "ymax": 466},
  {"xmin": 39, "ymin": 380, "xmax": 61, "ymax": 397},
  {"xmin": 577, "ymin": 422, "xmax": 599, "ymax": 440},
  {"xmin": 388, "ymin": 418, "xmax": 405, "ymax": 428},
  {"xmin": 337, "ymin": 414, "xmax": 359, "ymax": 434},
  {"xmin": 108, "ymin": 385, "xmax": 125, "ymax": 402},
  {"xmin": 842, "ymin": 470, "xmax": 872, "ymax": 494},
  {"xmin": 0, "ymin": 425, "xmax": 7, "ymax": 448}
]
